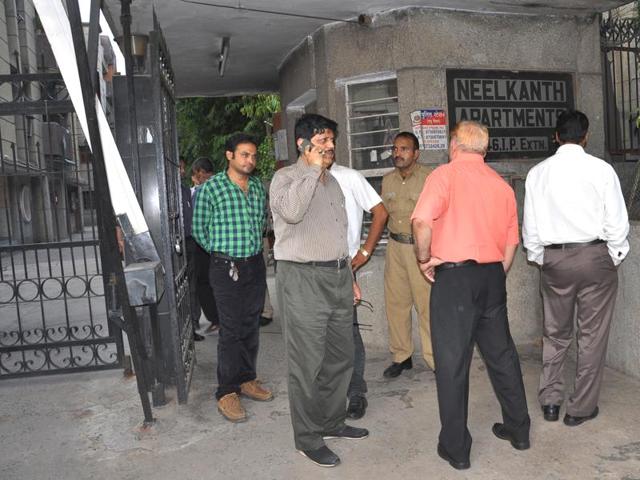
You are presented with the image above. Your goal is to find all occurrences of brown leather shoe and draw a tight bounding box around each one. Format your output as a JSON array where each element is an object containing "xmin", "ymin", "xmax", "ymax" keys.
[
  {"xmin": 217, "ymin": 393, "xmax": 247, "ymax": 422},
  {"xmin": 240, "ymin": 379, "xmax": 273, "ymax": 402}
]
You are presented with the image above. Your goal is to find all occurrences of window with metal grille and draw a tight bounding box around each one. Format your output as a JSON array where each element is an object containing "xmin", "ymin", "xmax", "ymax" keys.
[{"xmin": 346, "ymin": 77, "xmax": 399, "ymax": 172}]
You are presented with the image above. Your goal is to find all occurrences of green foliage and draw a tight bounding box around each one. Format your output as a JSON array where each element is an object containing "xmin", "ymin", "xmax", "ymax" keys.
[
  {"xmin": 255, "ymin": 134, "xmax": 277, "ymax": 181},
  {"xmin": 177, "ymin": 94, "xmax": 280, "ymax": 181}
]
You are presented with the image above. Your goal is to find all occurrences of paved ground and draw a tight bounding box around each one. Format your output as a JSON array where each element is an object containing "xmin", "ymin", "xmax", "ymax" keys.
[{"xmin": 1, "ymin": 308, "xmax": 639, "ymax": 480}]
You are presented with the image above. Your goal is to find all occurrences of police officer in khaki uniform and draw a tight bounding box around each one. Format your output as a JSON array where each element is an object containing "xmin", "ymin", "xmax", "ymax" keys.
[{"xmin": 381, "ymin": 132, "xmax": 434, "ymax": 378}]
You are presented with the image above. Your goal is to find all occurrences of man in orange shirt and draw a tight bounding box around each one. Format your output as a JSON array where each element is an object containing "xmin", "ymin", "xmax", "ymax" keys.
[{"xmin": 411, "ymin": 121, "xmax": 530, "ymax": 470}]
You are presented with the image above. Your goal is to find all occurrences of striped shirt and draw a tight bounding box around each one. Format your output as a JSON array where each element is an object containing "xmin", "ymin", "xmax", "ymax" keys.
[
  {"xmin": 270, "ymin": 158, "xmax": 348, "ymax": 262},
  {"xmin": 192, "ymin": 171, "xmax": 266, "ymax": 258}
]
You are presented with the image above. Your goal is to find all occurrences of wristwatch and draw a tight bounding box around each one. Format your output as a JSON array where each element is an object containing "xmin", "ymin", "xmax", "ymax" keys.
[{"xmin": 359, "ymin": 247, "xmax": 369, "ymax": 258}]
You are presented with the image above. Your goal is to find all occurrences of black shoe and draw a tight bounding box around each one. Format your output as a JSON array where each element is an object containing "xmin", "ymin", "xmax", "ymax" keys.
[
  {"xmin": 542, "ymin": 404, "xmax": 560, "ymax": 422},
  {"xmin": 298, "ymin": 445, "xmax": 340, "ymax": 467},
  {"xmin": 563, "ymin": 406, "xmax": 599, "ymax": 426},
  {"xmin": 347, "ymin": 396, "xmax": 368, "ymax": 420},
  {"xmin": 492, "ymin": 423, "xmax": 530, "ymax": 450},
  {"xmin": 383, "ymin": 357, "xmax": 413, "ymax": 378},
  {"xmin": 437, "ymin": 443, "xmax": 470, "ymax": 470},
  {"xmin": 322, "ymin": 425, "xmax": 369, "ymax": 440},
  {"xmin": 259, "ymin": 316, "xmax": 273, "ymax": 327},
  {"xmin": 193, "ymin": 332, "xmax": 205, "ymax": 341}
]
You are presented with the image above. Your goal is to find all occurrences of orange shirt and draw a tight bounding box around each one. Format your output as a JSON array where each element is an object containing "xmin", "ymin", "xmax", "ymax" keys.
[{"xmin": 411, "ymin": 151, "xmax": 519, "ymax": 263}]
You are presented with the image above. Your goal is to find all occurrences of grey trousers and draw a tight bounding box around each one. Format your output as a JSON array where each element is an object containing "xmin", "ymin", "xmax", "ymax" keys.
[
  {"xmin": 276, "ymin": 261, "xmax": 354, "ymax": 451},
  {"xmin": 539, "ymin": 242, "xmax": 618, "ymax": 417}
]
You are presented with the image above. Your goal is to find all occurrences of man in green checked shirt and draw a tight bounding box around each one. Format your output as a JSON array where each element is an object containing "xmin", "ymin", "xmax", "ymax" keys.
[{"xmin": 192, "ymin": 132, "xmax": 273, "ymax": 423}]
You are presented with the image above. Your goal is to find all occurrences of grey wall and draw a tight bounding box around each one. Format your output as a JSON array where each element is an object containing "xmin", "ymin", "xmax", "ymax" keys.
[
  {"xmin": 280, "ymin": 7, "xmax": 604, "ymax": 166},
  {"xmin": 607, "ymin": 221, "xmax": 640, "ymax": 379}
]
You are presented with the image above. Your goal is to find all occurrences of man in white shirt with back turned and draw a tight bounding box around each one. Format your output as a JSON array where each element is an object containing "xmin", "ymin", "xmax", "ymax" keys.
[{"xmin": 523, "ymin": 109, "xmax": 629, "ymax": 427}]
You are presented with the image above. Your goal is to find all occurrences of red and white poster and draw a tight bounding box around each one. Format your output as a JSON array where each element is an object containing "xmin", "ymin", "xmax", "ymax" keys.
[{"xmin": 411, "ymin": 109, "xmax": 448, "ymax": 150}]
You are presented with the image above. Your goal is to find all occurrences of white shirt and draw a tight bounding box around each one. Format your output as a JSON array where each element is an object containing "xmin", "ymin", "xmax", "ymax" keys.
[
  {"xmin": 522, "ymin": 144, "xmax": 630, "ymax": 266},
  {"xmin": 330, "ymin": 164, "xmax": 383, "ymax": 257}
]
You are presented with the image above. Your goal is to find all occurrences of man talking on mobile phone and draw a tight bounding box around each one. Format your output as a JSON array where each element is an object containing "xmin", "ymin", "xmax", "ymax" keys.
[{"xmin": 270, "ymin": 114, "xmax": 368, "ymax": 468}]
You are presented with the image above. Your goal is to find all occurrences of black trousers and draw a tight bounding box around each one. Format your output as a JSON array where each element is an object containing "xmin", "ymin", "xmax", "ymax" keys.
[
  {"xmin": 347, "ymin": 307, "xmax": 367, "ymax": 400},
  {"xmin": 209, "ymin": 253, "xmax": 266, "ymax": 400},
  {"xmin": 430, "ymin": 262, "xmax": 530, "ymax": 463},
  {"xmin": 185, "ymin": 237, "xmax": 201, "ymax": 332},
  {"xmin": 192, "ymin": 239, "xmax": 219, "ymax": 326}
]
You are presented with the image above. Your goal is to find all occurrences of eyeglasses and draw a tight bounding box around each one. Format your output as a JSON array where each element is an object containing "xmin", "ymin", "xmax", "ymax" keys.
[{"xmin": 355, "ymin": 298, "xmax": 374, "ymax": 312}]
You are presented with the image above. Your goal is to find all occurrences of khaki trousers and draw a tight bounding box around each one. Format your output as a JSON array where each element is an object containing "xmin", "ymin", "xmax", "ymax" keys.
[
  {"xmin": 538, "ymin": 242, "xmax": 618, "ymax": 417},
  {"xmin": 384, "ymin": 238, "xmax": 434, "ymax": 369}
]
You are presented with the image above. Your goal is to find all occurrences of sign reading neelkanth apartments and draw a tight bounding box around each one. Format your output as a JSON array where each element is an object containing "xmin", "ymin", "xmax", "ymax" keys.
[{"xmin": 446, "ymin": 70, "xmax": 575, "ymax": 160}]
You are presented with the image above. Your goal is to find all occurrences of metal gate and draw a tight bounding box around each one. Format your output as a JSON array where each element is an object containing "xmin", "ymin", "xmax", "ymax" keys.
[
  {"xmin": 601, "ymin": 13, "xmax": 640, "ymax": 217},
  {"xmin": 113, "ymin": 14, "xmax": 195, "ymax": 403},
  {"xmin": 150, "ymin": 17, "xmax": 196, "ymax": 403},
  {"xmin": 601, "ymin": 14, "xmax": 640, "ymax": 159},
  {"xmin": 0, "ymin": 73, "xmax": 123, "ymax": 378}
]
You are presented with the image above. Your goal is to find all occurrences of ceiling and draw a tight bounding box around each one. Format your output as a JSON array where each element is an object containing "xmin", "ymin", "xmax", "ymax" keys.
[{"xmin": 101, "ymin": 0, "xmax": 631, "ymax": 98}]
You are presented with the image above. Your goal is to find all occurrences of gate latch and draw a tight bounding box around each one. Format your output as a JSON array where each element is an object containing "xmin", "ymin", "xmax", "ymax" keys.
[{"xmin": 123, "ymin": 260, "xmax": 165, "ymax": 306}]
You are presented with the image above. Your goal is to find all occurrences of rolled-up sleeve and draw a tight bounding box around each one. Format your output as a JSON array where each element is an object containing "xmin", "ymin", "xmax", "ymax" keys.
[
  {"xmin": 603, "ymin": 167, "xmax": 630, "ymax": 265},
  {"xmin": 522, "ymin": 175, "xmax": 544, "ymax": 265}
]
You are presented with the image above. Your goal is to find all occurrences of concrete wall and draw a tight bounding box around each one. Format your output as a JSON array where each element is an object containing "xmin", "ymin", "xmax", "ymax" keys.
[
  {"xmin": 280, "ymin": 7, "xmax": 605, "ymax": 167},
  {"xmin": 607, "ymin": 221, "xmax": 640, "ymax": 379}
]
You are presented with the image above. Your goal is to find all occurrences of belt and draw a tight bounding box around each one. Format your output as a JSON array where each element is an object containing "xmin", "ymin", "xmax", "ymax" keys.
[
  {"xmin": 435, "ymin": 259, "xmax": 478, "ymax": 272},
  {"xmin": 390, "ymin": 232, "xmax": 414, "ymax": 244},
  {"xmin": 303, "ymin": 257, "xmax": 349, "ymax": 269},
  {"xmin": 211, "ymin": 251, "xmax": 262, "ymax": 263},
  {"xmin": 545, "ymin": 239, "xmax": 604, "ymax": 250}
]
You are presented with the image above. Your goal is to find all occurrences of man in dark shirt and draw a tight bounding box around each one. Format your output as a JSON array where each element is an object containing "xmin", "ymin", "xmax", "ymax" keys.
[
  {"xmin": 180, "ymin": 157, "xmax": 205, "ymax": 342},
  {"xmin": 190, "ymin": 157, "xmax": 219, "ymax": 335}
]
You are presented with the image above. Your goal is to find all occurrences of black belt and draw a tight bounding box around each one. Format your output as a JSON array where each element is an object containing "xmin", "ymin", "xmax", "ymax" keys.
[
  {"xmin": 435, "ymin": 259, "xmax": 478, "ymax": 272},
  {"xmin": 545, "ymin": 239, "xmax": 604, "ymax": 250},
  {"xmin": 211, "ymin": 251, "xmax": 262, "ymax": 263},
  {"xmin": 304, "ymin": 257, "xmax": 349, "ymax": 269},
  {"xmin": 390, "ymin": 232, "xmax": 414, "ymax": 244}
]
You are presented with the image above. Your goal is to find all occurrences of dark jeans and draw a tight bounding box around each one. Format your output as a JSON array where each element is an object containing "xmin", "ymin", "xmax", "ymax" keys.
[
  {"xmin": 348, "ymin": 307, "xmax": 367, "ymax": 400},
  {"xmin": 431, "ymin": 262, "xmax": 530, "ymax": 463},
  {"xmin": 209, "ymin": 252, "xmax": 266, "ymax": 400},
  {"xmin": 192, "ymin": 240, "xmax": 219, "ymax": 326},
  {"xmin": 185, "ymin": 237, "xmax": 201, "ymax": 332}
]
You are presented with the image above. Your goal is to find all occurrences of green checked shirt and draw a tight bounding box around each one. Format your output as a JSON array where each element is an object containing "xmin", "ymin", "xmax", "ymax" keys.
[{"xmin": 192, "ymin": 171, "xmax": 266, "ymax": 258}]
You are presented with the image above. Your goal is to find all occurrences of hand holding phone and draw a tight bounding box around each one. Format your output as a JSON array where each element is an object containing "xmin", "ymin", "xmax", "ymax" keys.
[{"xmin": 299, "ymin": 139, "xmax": 325, "ymax": 168}]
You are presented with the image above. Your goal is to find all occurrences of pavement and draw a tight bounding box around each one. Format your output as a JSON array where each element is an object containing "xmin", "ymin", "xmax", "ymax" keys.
[{"xmin": 1, "ymin": 292, "xmax": 640, "ymax": 479}]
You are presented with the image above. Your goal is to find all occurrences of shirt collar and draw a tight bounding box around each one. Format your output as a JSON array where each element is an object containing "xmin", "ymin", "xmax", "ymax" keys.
[
  {"xmin": 556, "ymin": 143, "xmax": 585, "ymax": 155},
  {"xmin": 450, "ymin": 151, "xmax": 485, "ymax": 163},
  {"xmin": 221, "ymin": 170, "xmax": 258, "ymax": 189},
  {"xmin": 394, "ymin": 161, "xmax": 419, "ymax": 180}
]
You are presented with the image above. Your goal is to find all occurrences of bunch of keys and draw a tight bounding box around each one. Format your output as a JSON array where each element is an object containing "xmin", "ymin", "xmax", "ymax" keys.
[{"xmin": 228, "ymin": 261, "xmax": 239, "ymax": 282}]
